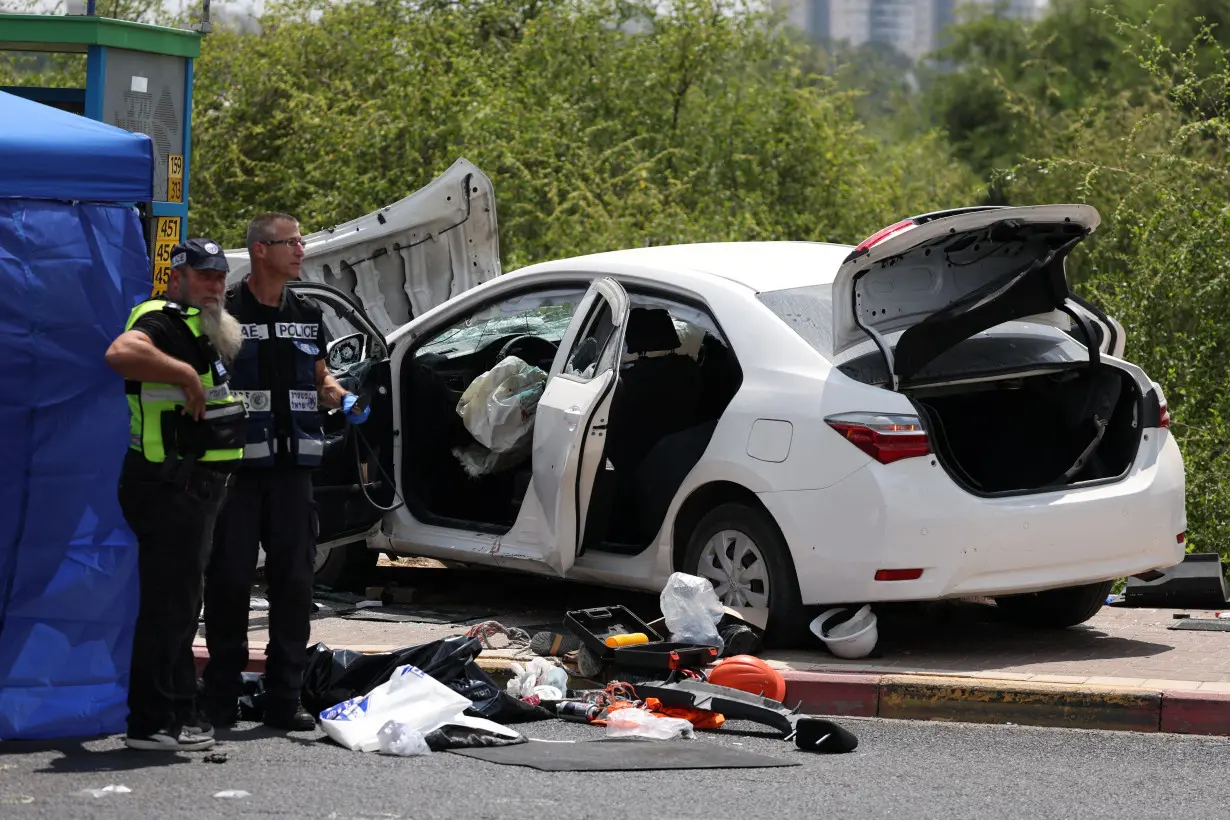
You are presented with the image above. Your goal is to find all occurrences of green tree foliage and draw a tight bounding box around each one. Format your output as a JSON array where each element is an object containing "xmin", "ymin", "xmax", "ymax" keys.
[
  {"xmin": 187, "ymin": 0, "xmax": 979, "ymax": 265},
  {"xmin": 922, "ymin": 0, "xmax": 1230, "ymax": 178},
  {"xmin": 992, "ymin": 16, "xmax": 1230, "ymax": 555}
]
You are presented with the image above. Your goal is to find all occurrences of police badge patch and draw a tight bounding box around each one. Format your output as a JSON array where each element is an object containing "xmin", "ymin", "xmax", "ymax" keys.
[{"xmin": 294, "ymin": 341, "xmax": 319, "ymax": 356}]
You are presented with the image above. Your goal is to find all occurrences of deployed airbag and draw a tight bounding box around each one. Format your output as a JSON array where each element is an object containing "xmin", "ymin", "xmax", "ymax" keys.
[{"xmin": 454, "ymin": 355, "xmax": 546, "ymax": 476}]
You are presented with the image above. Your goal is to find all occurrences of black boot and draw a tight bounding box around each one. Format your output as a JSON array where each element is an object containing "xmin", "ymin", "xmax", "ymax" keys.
[{"xmin": 263, "ymin": 701, "xmax": 316, "ymax": 732}]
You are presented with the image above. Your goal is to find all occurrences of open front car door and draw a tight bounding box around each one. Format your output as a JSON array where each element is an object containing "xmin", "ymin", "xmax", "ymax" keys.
[
  {"xmin": 527, "ymin": 277, "xmax": 630, "ymax": 576},
  {"xmin": 285, "ymin": 281, "xmax": 399, "ymax": 548}
]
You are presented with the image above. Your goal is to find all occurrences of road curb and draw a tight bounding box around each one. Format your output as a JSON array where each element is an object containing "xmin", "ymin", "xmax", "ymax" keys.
[
  {"xmin": 1160, "ymin": 690, "xmax": 1230, "ymax": 736},
  {"xmin": 781, "ymin": 670, "xmax": 1230, "ymax": 736}
]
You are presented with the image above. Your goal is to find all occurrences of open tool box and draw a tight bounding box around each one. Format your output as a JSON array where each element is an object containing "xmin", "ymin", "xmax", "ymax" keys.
[{"xmin": 564, "ymin": 605, "xmax": 718, "ymax": 672}]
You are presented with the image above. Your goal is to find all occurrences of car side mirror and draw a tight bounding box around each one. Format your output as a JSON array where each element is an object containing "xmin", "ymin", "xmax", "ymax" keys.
[{"xmin": 326, "ymin": 333, "xmax": 365, "ymax": 372}]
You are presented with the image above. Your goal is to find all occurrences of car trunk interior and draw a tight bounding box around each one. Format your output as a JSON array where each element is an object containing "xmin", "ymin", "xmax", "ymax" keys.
[
  {"xmin": 398, "ymin": 307, "xmax": 743, "ymax": 545},
  {"xmin": 907, "ymin": 363, "xmax": 1143, "ymax": 495}
]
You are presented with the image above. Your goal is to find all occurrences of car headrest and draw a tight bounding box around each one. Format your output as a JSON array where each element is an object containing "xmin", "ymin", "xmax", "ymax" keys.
[{"xmin": 625, "ymin": 308, "xmax": 681, "ymax": 354}]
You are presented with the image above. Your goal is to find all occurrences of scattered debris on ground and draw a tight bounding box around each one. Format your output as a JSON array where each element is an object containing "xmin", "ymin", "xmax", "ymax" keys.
[{"xmin": 232, "ymin": 572, "xmax": 865, "ymax": 772}]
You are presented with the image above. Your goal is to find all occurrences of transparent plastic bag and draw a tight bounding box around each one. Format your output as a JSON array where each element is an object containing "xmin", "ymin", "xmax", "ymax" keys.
[
  {"xmin": 456, "ymin": 356, "xmax": 547, "ymax": 453},
  {"xmin": 606, "ymin": 708, "xmax": 695, "ymax": 740},
  {"xmin": 377, "ymin": 721, "xmax": 432, "ymax": 757},
  {"xmin": 505, "ymin": 657, "xmax": 568, "ymax": 701},
  {"xmin": 659, "ymin": 571, "xmax": 725, "ymax": 653}
]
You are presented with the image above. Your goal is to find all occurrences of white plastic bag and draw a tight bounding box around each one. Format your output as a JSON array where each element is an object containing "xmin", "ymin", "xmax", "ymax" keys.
[
  {"xmin": 660, "ymin": 571, "xmax": 725, "ymax": 653},
  {"xmin": 319, "ymin": 663, "xmax": 520, "ymax": 752},
  {"xmin": 606, "ymin": 708, "xmax": 695, "ymax": 740},
  {"xmin": 505, "ymin": 657, "xmax": 568, "ymax": 701},
  {"xmin": 456, "ymin": 356, "xmax": 547, "ymax": 454},
  {"xmin": 377, "ymin": 721, "xmax": 432, "ymax": 757}
]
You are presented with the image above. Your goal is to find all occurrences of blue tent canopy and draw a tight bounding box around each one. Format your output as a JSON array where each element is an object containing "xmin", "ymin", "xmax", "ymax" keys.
[
  {"xmin": 0, "ymin": 92, "xmax": 153, "ymax": 739},
  {"xmin": 0, "ymin": 90, "xmax": 154, "ymax": 203}
]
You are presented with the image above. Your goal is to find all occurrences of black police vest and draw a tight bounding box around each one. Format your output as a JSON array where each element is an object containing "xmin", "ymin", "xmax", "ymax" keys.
[{"xmin": 226, "ymin": 280, "xmax": 324, "ymax": 468}]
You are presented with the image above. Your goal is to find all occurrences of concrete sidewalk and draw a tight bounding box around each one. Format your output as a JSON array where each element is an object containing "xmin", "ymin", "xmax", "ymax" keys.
[{"xmin": 193, "ymin": 595, "xmax": 1230, "ymax": 738}]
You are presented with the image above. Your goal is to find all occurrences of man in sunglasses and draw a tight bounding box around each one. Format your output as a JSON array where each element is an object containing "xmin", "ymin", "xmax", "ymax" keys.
[{"xmin": 200, "ymin": 213, "xmax": 370, "ymax": 732}]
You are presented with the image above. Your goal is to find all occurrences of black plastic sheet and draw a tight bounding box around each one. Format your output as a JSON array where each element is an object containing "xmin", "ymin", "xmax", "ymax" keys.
[{"xmin": 299, "ymin": 636, "xmax": 553, "ymax": 723}]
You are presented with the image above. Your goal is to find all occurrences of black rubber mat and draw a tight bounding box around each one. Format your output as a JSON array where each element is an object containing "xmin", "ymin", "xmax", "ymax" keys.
[
  {"xmin": 1169, "ymin": 618, "xmax": 1230, "ymax": 631},
  {"xmin": 449, "ymin": 738, "xmax": 800, "ymax": 771}
]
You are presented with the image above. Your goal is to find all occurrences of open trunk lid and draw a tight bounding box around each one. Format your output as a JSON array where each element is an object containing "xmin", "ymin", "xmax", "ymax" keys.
[{"xmin": 832, "ymin": 204, "xmax": 1101, "ymax": 390}]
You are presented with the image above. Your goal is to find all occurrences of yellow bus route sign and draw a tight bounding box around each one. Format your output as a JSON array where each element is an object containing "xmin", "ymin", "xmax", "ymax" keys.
[{"xmin": 150, "ymin": 215, "xmax": 181, "ymax": 297}]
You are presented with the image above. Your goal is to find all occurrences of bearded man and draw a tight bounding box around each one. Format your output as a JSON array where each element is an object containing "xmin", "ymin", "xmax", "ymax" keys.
[{"xmin": 105, "ymin": 238, "xmax": 248, "ymax": 751}]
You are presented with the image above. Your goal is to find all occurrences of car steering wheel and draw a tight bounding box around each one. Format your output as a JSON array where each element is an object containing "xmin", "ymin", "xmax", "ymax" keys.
[{"xmin": 496, "ymin": 334, "xmax": 557, "ymax": 363}]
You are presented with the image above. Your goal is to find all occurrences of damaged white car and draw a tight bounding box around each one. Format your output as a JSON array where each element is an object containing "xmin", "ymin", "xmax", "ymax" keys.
[{"xmin": 239, "ymin": 193, "xmax": 1188, "ymax": 644}]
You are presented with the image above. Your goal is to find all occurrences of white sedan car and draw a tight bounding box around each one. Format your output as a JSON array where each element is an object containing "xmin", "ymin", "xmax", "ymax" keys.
[{"xmin": 301, "ymin": 203, "xmax": 1186, "ymax": 644}]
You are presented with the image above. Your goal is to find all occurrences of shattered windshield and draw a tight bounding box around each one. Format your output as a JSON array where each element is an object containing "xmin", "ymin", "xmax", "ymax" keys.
[{"xmin": 416, "ymin": 287, "xmax": 586, "ymax": 358}]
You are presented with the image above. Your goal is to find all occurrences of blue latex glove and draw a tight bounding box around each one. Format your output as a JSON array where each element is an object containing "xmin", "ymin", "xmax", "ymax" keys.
[{"xmin": 342, "ymin": 393, "xmax": 370, "ymax": 425}]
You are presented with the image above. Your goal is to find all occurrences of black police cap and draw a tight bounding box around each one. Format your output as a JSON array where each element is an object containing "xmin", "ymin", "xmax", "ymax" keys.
[{"xmin": 171, "ymin": 238, "xmax": 229, "ymax": 273}]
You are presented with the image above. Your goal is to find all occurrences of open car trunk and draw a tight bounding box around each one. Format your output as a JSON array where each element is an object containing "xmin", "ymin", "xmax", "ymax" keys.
[
  {"xmin": 907, "ymin": 363, "xmax": 1144, "ymax": 495},
  {"xmin": 829, "ymin": 205, "xmax": 1156, "ymax": 496}
]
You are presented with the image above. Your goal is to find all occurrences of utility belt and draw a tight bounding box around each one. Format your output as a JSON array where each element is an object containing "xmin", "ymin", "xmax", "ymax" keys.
[
  {"xmin": 158, "ymin": 401, "xmax": 247, "ymax": 496},
  {"xmin": 123, "ymin": 448, "xmax": 234, "ymax": 503}
]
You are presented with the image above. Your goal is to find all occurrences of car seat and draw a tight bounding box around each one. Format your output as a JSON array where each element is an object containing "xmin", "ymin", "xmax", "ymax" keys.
[{"xmin": 607, "ymin": 308, "xmax": 702, "ymax": 473}]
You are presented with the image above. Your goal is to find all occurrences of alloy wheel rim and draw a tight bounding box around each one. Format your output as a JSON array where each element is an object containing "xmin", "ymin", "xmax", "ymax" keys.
[{"xmin": 696, "ymin": 529, "xmax": 770, "ymax": 611}]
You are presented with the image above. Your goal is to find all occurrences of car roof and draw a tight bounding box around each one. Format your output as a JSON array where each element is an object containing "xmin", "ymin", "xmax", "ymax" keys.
[{"xmin": 510, "ymin": 241, "xmax": 855, "ymax": 293}]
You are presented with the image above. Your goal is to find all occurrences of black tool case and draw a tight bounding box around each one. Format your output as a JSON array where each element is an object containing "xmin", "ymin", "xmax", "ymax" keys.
[{"xmin": 564, "ymin": 605, "xmax": 719, "ymax": 672}]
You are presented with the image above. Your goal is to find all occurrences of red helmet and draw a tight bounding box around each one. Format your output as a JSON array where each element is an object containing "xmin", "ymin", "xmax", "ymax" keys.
[{"xmin": 707, "ymin": 654, "xmax": 786, "ymax": 702}]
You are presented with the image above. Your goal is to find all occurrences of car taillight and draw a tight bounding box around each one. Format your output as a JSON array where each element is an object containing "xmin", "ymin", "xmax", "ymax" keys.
[
  {"xmin": 825, "ymin": 412, "xmax": 931, "ymax": 464},
  {"xmin": 1151, "ymin": 380, "xmax": 1171, "ymax": 429},
  {"xmin": 852, "ymin": 219, "xmax": 917, "ymax": 254}
]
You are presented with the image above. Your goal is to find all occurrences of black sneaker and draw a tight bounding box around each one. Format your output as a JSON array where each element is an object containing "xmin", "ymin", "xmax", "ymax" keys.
[
  {"xmin": 125, "ymin": 728, "xmax": 216, "ymax": 751},
  {"xmin": 263, "ymin": 703, "xmax": 316, "ymax": 732}
]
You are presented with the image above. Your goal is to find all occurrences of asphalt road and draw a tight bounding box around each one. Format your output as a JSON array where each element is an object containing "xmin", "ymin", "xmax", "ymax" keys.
[{"xmin": 3, "ymin": 717, "xmax": 1229, "ymax": 820}]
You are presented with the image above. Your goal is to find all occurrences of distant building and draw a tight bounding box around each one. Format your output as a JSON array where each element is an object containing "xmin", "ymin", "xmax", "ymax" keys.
[{"xmin": 778, "ymin": 0, "xmax": 1049, "ymax": 60}]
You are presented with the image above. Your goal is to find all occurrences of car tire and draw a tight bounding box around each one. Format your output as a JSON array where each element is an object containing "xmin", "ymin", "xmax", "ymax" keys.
[
  {"xmin": 682, "ymin": 503, "xmax": 808, "ymax": 648},
  {"xmin": 314, "ymin": 541, "xmax": 378, "ymax": 591},
  {"xmin": 994, "ymin": 580, "xmax": 1114, "ymax": 629}
]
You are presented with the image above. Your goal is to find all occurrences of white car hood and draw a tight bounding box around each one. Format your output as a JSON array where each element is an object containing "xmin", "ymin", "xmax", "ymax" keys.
[{"xmin": 225, "ymin": 158, "xmax": 502, "ymax": 340}]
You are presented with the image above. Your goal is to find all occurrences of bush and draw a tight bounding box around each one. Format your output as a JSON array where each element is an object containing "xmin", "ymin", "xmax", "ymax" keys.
[
  {"xmin": 188, "ymin": 0, "xmax": 981, "ymax": 264},
  {"xmin": 997, "ymin": 16, "xmax": 1230, "ymax": 556}
]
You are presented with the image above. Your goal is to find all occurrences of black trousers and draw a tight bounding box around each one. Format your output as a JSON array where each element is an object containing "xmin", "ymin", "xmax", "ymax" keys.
[
  {"xmin": 118, "ymin": 451, "xmax": 231, "ymax": 736},
  {"xmin": 202, "ymin": 468, "xmax": 317, "ymax": 709}
]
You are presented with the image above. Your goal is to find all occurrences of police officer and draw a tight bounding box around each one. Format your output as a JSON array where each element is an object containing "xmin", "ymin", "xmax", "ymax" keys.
[
  {"xmin": 105, "ymin": 239, "xmax": 248, "ymax": 751},
  {"xmin": 201, "ymin": 212, "xmax": 369, "ymax": 732}
]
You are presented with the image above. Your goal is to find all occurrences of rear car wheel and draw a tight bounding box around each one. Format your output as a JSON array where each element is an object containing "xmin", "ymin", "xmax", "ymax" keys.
[
  {"xmin": 682, "ymin": 503, "xmax": 807, "ymax": 648},
  {"xmin": 994, "ymin": 580, "xmax": 1114, "ymax": 629},
  {"xmin": 314, "ymin": 541, "xmax": 378, "ymax": 591}
]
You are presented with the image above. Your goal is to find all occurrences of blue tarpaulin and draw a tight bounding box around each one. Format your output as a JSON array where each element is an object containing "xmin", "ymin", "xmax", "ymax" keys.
[{"xmin": 0, "ymin": 91, "xmax": 154, "ymax": 739}]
